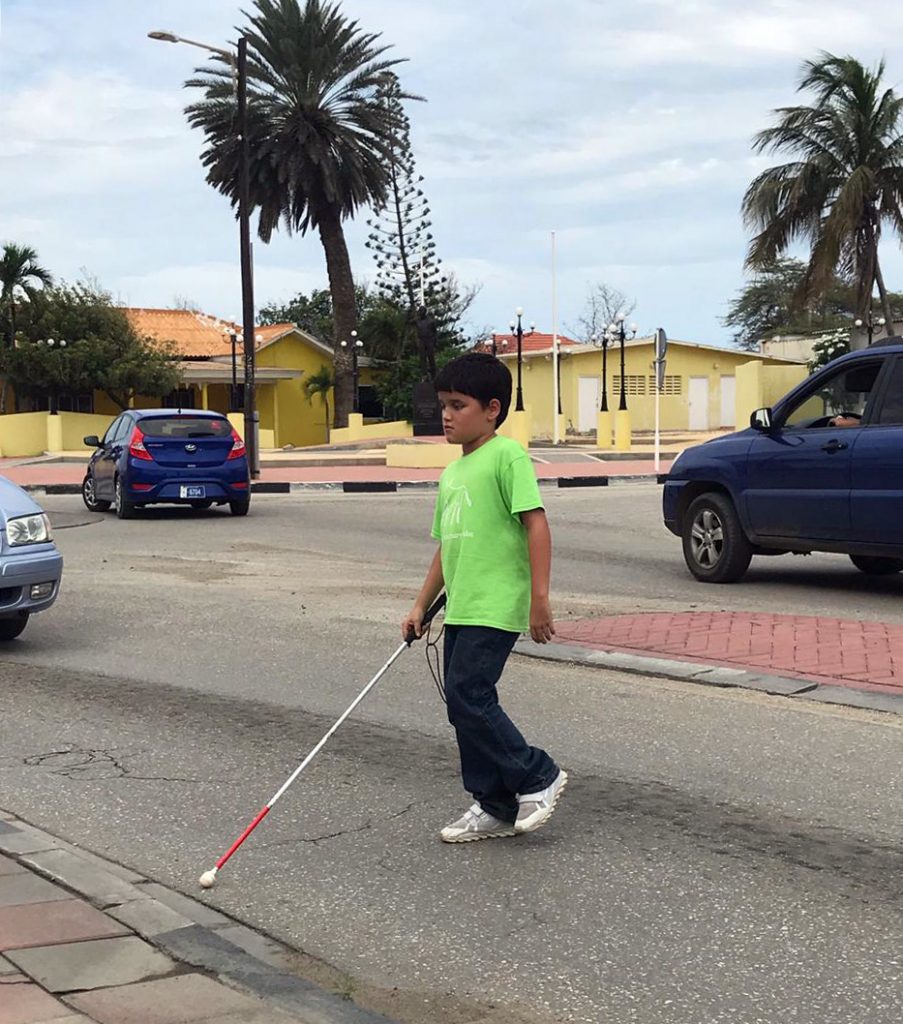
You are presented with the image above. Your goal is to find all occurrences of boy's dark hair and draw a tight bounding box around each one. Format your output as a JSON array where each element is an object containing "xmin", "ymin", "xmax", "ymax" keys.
[{"xmin": 434, "ymin": 352, "xmax": 513, "ymax": 428}]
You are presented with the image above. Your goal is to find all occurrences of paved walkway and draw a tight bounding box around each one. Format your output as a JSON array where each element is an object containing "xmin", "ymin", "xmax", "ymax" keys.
[
  {"xmin": 545, "ymin": 611, "xmax": 903, "ymax": 704},
  {"xmin": 0, "ymin": 453, "xmax": 671, "ymax": 490},
  {"xmin": 0, "ymin": 812, "xmax": 389, "ymax": 1024}
]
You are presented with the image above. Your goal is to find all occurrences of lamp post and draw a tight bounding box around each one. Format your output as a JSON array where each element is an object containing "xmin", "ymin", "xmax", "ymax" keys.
[
  {"xmin": 855, "ymin": 309, "xmax": 886, "ymax": 346},
  {"xmin": 149, "ymin": 29, "xmax": 259, "ymax": 478},
  {"xmin": 340, "ymin": 331, "xmax": 363, "ymax": 413},
  {"xmin": 510, "ymin": 308, "xmax": 527, "ymax": 412},
  {"xmin": 591, "ymin": 331, "xmax": 612, "ymax": 448},
  {"xmin": 37, "ymin": 338, "xmax": 67, "ymax": 415},
  {"xmin": 609, "ymin": 313, "xmax": 637, "ymax": 451}
]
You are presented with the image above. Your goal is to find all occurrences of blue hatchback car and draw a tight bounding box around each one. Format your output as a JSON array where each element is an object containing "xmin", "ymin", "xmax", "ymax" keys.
[
  {"xmin": 82, "ymin": 409, "xmax": 251, "ymax": 518},
  {"xmin": 0, "ymin": 476, "xmax": 63, "ymax": 640},
  {"xmin": 664, "ymin": 337, "xmax": 903, "ymax": 582}
]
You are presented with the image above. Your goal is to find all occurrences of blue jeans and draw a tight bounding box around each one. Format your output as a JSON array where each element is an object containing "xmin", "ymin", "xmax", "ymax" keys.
[{"xmin": 443, "ymin": 625, "xmax": 559, "ymax": 823}]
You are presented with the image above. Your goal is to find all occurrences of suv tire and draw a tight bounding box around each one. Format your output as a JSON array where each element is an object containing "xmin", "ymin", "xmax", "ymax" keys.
[
  {"xmin": 849, "ymin": 555, "xmax": 903, "ymax": 575},
  {"xmin": 229, "ymin": 499, "xmax": 250, "ymax": 517},
  {"xmin": 682, "ymin": 492, "xmax": 753, "ymax": 583}
]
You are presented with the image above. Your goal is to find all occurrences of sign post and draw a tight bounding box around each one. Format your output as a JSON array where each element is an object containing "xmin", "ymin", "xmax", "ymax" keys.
[{"xmin": 653, "ymin": 327, "xmax": 667, "ymax": 473}]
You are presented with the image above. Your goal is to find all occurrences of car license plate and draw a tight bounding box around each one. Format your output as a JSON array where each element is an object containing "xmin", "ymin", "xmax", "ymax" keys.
[{"xmin": 180, "ymin": 485, "xmax": 206, "ymax": 499}]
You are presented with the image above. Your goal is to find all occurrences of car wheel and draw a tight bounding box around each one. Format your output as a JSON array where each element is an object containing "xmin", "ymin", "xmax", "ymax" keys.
[
  {"xmin": 0, "ymin": 613, "xmax": 29, "ymax": 641},
  {"xmin": 229, "ymin": 499, "xmax": 250, "ymax": 517},
  {"xmin": 81, "ymin": 473, "xmax": 111, "ymax": 512},
  {"xmin": 849, "ymin": 555, "xmax": 903, "ymax": 575},
  {"xmin": 682, "ymin": 492, "xmax": 753, "ymax": 583},
  {"xmin": 114, "ymin": 476, "xmax": 136, "ymax": 520}
]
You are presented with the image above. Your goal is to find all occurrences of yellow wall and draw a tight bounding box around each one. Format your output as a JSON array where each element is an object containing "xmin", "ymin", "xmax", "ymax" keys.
[
  {"xmin": 735, "ymin": 361, "xmax": 808, "ymax": 428},
  {"xmin": 61, "ymin": 412, "xmax": 116, "ymax": 450},
  {"xmin": 256, "ymin": 335, "xmax": 331, "ymax": 447},
  {"xmin": 511, "ymin": 344, "xmax": 803, "ymax": 437},
  {"xmin": 0, "ymin": 412, "xmax": 51, "ymax": 457}
]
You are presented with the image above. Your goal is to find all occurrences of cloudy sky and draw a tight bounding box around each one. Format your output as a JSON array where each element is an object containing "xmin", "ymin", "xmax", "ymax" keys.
[{"xmin": 4, "ymin": 0, "xmax": 903, "ymax": 346}]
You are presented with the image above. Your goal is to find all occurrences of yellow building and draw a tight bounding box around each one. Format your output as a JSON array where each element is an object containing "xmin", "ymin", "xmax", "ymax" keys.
[{"xmin": 485, "ymin": 332, "xmax": 805, "ymax": 439}]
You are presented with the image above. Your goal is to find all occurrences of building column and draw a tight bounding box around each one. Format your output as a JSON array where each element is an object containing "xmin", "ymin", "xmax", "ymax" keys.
[{"xmin": 201, "ymin": 384, "xmax": 209, "ymax": 410}]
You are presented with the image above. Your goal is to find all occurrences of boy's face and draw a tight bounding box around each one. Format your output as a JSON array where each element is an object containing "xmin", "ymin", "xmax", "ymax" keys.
[{"xmin": 437, "ymin": 390, "xmax": 501, "ymax": 448}]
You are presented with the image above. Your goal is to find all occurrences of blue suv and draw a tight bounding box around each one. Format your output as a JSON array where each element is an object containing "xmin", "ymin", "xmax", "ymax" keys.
[
  {"xmin": 664, "ymin": 338, "xmax": 903, "ymax": 582},
  {"xmin": 82, "ymin": 410, "xmax": 250, "ymax": 518}
]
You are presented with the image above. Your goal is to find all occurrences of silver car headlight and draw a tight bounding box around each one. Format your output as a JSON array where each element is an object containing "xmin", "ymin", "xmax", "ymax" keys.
[{"xmin": 6, "ymin": 513, "xmax": 53, "ymax": 547}]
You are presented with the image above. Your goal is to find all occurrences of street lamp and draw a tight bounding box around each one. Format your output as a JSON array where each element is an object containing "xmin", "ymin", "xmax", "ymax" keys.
[
  {"xmin": 591, "ymin": 331, "xmax": 612, "ymax": 448},
  {"xmin": 608, "ymin": 313, "xmax": 637, "ymax": 451},
  {"xmin": 340, "ymin": 330, "xmax": 364, "ymax": 413},
  {"xmin": 855, "ymin": 310, "xmax": 887, "ymax": 346},
  {"xmin": 508, "ymin": 309, "xmax": 534, "ymax": 413},
  {"xmin": 149, "ymin": 28, "xmax": 259, "ymax": 478},
  {"xmin": 608, "ymin": 313, "xmax": 637, "ymax": 412},
  {"xmin": 37, "ymin": 338, "xmax": 67, "ymax": 415}
]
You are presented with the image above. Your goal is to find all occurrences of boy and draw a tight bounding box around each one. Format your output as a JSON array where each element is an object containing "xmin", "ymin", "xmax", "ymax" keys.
[{"xmin": 402, "ymin": 352, "xmax": 567, "ymax": 843}]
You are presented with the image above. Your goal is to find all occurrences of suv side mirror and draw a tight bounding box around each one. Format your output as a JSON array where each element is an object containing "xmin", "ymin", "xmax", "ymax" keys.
[
  {"xmin": 750, "ymin": 408, "xmax": 773, "ymax": 431},
  {"xmin": 83, "ymin": 435, "xmax": 101, "ymax": 448}
]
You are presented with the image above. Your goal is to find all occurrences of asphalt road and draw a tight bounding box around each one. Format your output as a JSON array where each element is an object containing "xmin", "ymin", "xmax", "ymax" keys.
[{"xmin": 3, "ymin": 487, "xmax": 903, "ymax": 1023}]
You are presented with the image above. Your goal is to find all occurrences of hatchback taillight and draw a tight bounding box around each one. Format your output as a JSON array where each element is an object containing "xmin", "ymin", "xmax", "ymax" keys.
[
  {"xmin": 129, "ymin": 427, "xmax": 153, "ymax": 461},
  {"xmin": 227, "ymin": 428, "xmax": 247, "ymax": 460}
]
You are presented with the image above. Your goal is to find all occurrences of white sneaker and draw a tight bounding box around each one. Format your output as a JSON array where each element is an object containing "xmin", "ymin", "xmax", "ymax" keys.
[
  {"xmin": 440, "ymin": 803, "xmax": 517, "ymax": 843},
  {"xmin": 515, "ymin": 769, "xmax": 568, "ymax": 833}
]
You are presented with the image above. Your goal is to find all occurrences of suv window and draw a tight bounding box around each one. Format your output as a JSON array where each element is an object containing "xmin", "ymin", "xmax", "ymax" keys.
[
  {"xmin": 782, "ymin": 360, "xmax": 882, "ymax": 430},
  {"xmin": 114, "ymin": 416, "xmax": 133, "ymax": 443},
  {"xmin": 876, "ymin": 358, "xmax": 903, "ymax": 425}
]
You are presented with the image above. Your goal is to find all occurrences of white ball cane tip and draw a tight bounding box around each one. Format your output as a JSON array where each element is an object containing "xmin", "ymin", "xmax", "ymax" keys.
[{"xmin": 199, "ymin": 870, "xmax": 216, "ymax": 889}]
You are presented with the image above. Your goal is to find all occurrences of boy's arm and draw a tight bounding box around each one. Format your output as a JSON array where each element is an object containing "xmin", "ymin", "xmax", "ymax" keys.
[
  {"xmin": 401, "ymin": 546, "xmax": 444, "ymax": 640},
  {"xmin": 521, "ymin": 508, "xmax": 555, "ymax": 644}
]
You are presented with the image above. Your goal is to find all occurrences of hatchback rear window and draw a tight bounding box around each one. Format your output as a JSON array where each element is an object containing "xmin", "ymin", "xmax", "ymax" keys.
[{"xmin": 138, "ymin": 416, "xmax": 233, "ymax": 439}]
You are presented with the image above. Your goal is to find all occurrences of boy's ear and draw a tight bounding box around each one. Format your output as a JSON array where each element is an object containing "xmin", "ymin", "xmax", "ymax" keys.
[{"xmin": 487, "ymin": 397, "xmax": 501, "ymax": 423}]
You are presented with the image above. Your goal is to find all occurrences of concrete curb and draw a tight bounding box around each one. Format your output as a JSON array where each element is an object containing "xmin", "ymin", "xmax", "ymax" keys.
[
  {"xmin": 0, "ymin": 812, "xmax": 397, "ymax": 1024},
  {"xmin": 22, "ymin": 475, "xmax": 666, "ymax": 496},
  {"xmin": 513, "ymin": 639, "xmax": 903, "ymax": 717}
]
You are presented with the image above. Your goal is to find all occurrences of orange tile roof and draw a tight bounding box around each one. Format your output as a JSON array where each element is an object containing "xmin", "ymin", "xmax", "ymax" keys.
[
  {"xmin": 474, "ymin": 332, "xmax": 580, "ymax": 356},
  {"xmin": 124, "ymin": 308, "xmax": 298, "ymax": 359}
]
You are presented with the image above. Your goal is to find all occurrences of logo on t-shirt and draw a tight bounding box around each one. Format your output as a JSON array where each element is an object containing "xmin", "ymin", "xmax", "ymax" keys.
[{"xmin": 442, "ymin": 482, "xmax": 473, "ymax": 539}]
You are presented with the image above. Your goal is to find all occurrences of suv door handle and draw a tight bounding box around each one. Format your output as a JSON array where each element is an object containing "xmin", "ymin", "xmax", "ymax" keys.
[{"xmin": 822, "ymin": 439, "xmax": 848, "ymax": 453}]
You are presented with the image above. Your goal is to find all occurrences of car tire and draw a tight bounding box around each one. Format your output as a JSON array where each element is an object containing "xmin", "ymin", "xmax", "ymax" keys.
[
  {"xmin": 0, "ymin": 613, "xmax": 29, "ymax": 641},
  {"xmin": 849, "ymin": 555, "xmax": 903, "ymax": 575},
  {"xmin": 81, "ymin": 473, "xmax": 111, "ymax": 512},
  {"xmin": 682, "ymin": 492, "xmax": 753, "ymax": 583},
  {"xmin": 229, "ymin": 499, "xmax": 250, "ymax": 517},
  {"xmin": 114, "ymin": 476, "xmax": 136, "ymax": 520}
]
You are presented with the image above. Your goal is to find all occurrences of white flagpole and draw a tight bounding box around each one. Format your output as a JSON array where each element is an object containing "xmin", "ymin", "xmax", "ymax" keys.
[{"xmin": 552, "ymin": 230, "xmax": 560, "ymax": 445}]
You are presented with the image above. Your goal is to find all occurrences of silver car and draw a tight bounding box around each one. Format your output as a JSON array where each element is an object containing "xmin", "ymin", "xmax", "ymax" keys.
[{"xmin": 0, "ymin": 477, "xmax": 63, "ymax": 640}]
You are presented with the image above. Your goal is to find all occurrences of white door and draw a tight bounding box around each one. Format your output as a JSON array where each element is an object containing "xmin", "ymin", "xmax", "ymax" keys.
[
  {"xmin": 720, "ymin": 375, "xmax": 736, "ymax": 427},
  {"xmin": 688, "ymin": 376, "xmax": 709, "ymax": 430},
  {"xmin": 578, "ymin": 376, "xmax": 599, "ymax": 432}
]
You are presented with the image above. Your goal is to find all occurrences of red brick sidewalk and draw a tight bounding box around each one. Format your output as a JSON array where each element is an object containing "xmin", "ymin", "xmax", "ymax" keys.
[
  {"xmin": 0, "ymin": 457, "xmax": 670, "ymax": 488},
  {"xmin": 555, "ymin": 612, "xmax": 903, "ymax": 697}
]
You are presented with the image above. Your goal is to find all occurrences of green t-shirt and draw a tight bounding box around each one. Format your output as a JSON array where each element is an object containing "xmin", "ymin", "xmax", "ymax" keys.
[{"xmin": 431, "ymin": 434, "xmax": 543, "ymax": 633}]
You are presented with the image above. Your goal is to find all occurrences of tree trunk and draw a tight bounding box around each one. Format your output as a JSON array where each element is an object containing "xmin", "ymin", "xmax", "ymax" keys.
[
  {"xmin": 874, "ymin": 255, "xmax": 896, "ymax": 338},
  {"xmin": 317, "ymin": 205, "xmax": 356, "ymax": 428}
]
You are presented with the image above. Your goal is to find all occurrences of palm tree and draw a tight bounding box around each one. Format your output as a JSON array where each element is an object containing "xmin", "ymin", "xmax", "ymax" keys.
[
  {"xmin": 742, "ymin": 53, "xmax": 903, "ymax": 342},
  {"xmin": 0, "ymin": 243, "xmax": 53, "ymax": 349},
  {"xmin": 304, "ymin": 364, "xmax": 334, "ymax": 441},
  {"xmin": 185, "ymin": 0, "xmax": 411, "ymax": 426}
]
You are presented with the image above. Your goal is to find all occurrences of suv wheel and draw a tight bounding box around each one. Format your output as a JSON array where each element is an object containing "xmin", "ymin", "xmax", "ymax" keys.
[
  {"xmin": 229, "ymin": 499, "xmax": 250, "ymax": 517},
  {"xmin": 0, "ymin": 613, "xmax": 29, "ymax": 641},
  {"xmin": 682, "ymin": 493, "xmax": 753, "ymax": 583},
  {"xmin": 849, "ymin": 555, "xmax": 903, "ymax": 575},
  {"xmin": 82, "ymin": 473, "xmax": 111, "ymax": 512},
  {"xmin": 115, "ymin": 476, "xmax": 136, "ymax": 520}
]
